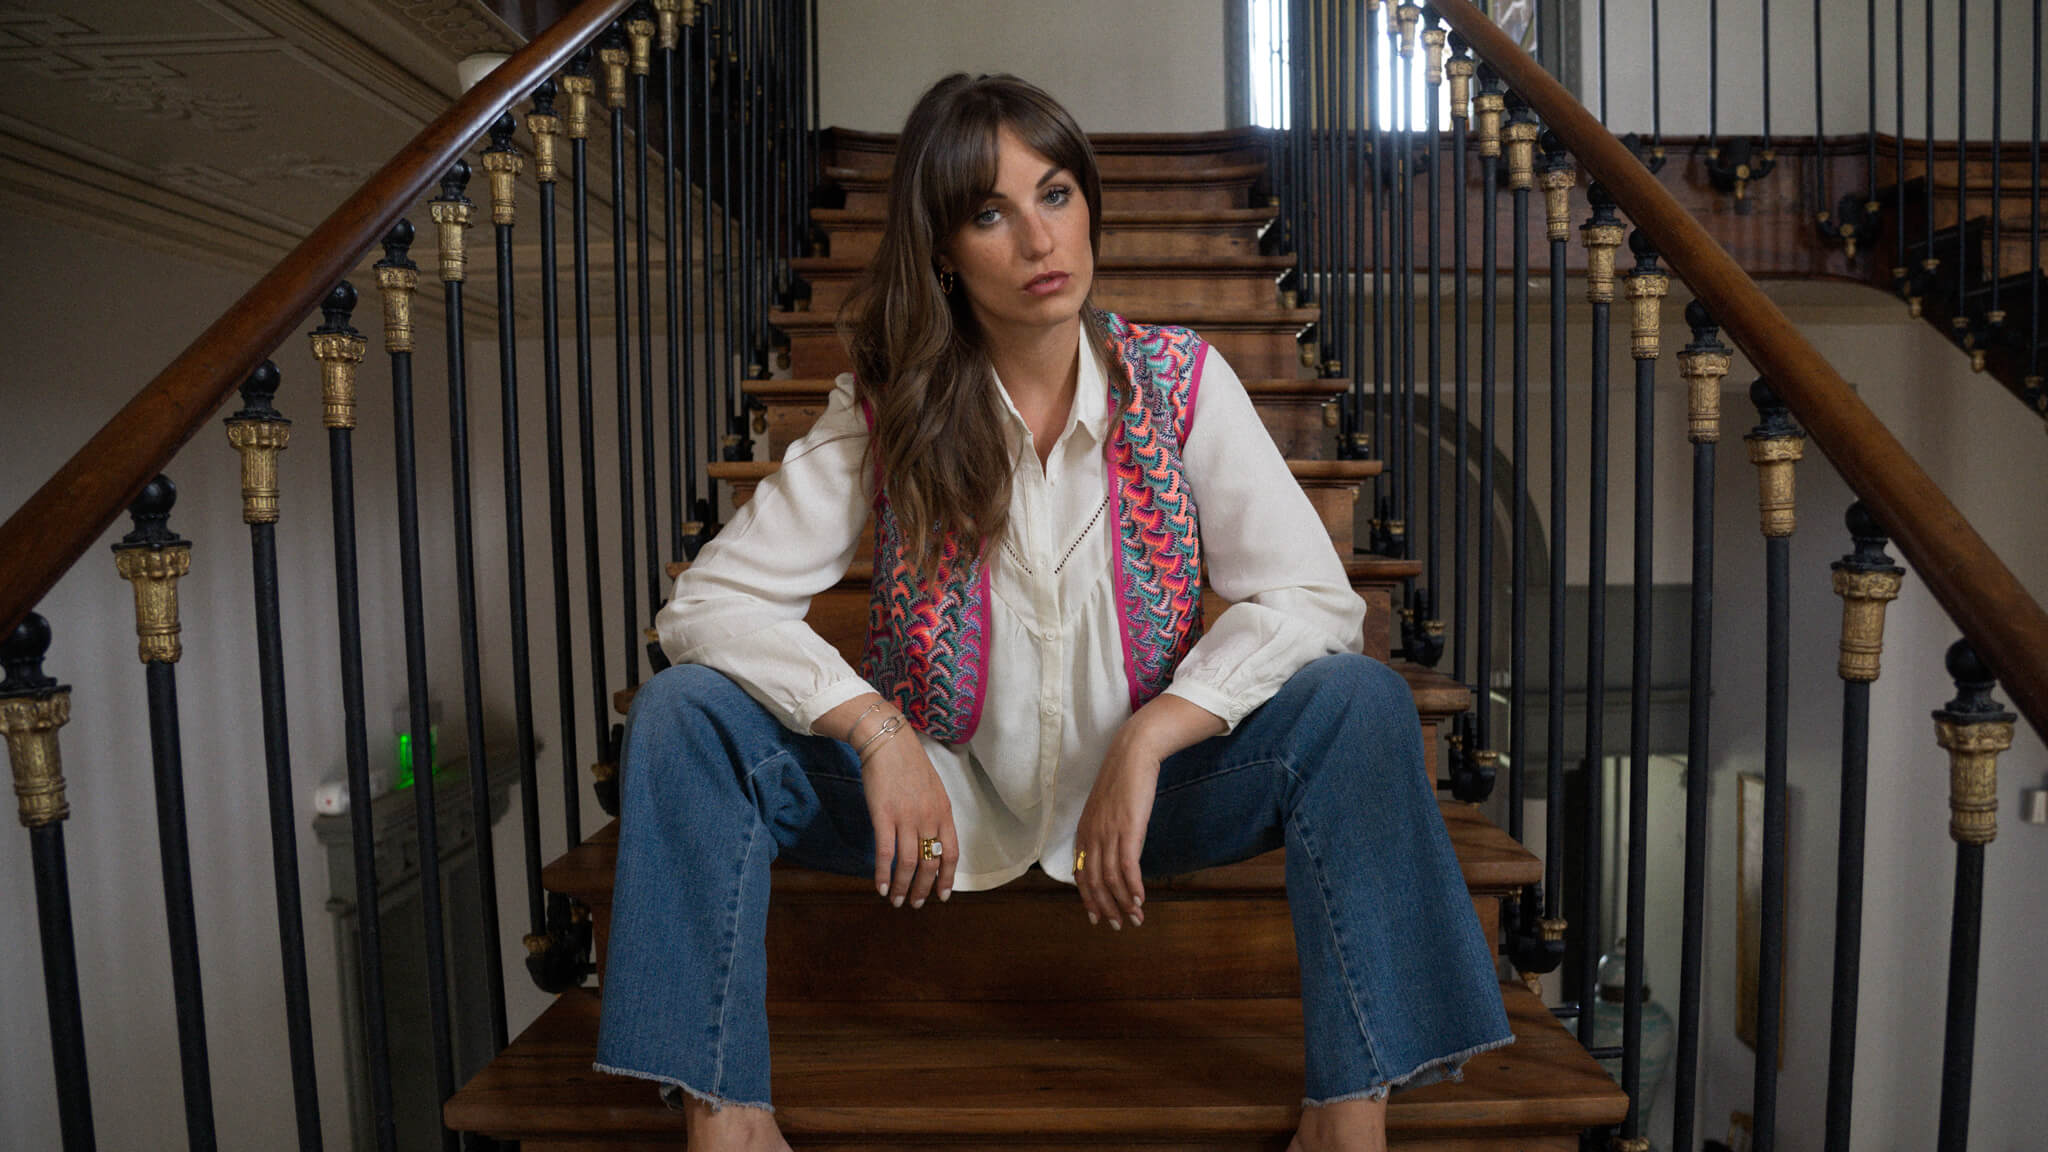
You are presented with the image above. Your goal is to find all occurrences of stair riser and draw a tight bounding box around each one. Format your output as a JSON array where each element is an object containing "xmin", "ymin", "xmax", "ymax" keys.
[
  {"xmin": 835, "ymin": 180, "xmax": 1255, "ymax": 214},
  {"xmin": 827, "ymin": 145, "xmax": 1270, "ymax": 177},
  {"xmin": 577, "ymin": 891, "xmax": 1502, "ymax": 998},
  {"xmin": 822, "ymin": 221, "xmax": 1270, "ymax": 263},
  {"xmin": 750, "ymin": 392, "xmax": 1334, "ymax": 461},
  {"xmin": 786, "ymin": 325, "xmax": 1305, "ymax": 379},
  {"xmin": 521, "ymin": 1137, "xmax": 1580, "ymax": 1150},
  {"xmin": 799, "ymin": 269, "xmax": 1283, "ymax": 313}
]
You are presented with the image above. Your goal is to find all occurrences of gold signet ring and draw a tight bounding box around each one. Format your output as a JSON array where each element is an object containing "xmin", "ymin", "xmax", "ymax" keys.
[{"xmin": 919, "ymin": 837, "xmax": 942, "ymax": 860}]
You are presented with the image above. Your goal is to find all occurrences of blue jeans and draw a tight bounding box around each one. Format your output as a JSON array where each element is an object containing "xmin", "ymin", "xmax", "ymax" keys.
[{"xmin": 593, "ymin": 653, "xmax": 1512, "ymax": 1114}]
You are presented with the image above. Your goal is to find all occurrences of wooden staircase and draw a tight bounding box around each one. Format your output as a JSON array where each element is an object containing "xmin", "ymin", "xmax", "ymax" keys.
[{"xmin": 445, "ymin": 128, "xmax": 1627, "ymax": 1148}]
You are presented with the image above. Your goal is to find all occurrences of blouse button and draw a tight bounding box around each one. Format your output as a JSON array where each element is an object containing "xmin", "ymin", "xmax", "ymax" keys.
[
  {"xmin": 1039, "ymin": 700, "xmax": 1059, "ymax": 717},
  {"xmin": 1039, "ymin": 628, "xmax": 1058, "ymax": 644}
]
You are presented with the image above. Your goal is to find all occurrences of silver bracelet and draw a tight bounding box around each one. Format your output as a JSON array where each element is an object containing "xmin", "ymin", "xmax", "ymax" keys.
[
  {"xmin": 856, "ymin": 714, "xmax": 905, "ymax": 761},
  {"xmin": 846, "ymin": 699, "xmax": 886, "ymax": 746}
]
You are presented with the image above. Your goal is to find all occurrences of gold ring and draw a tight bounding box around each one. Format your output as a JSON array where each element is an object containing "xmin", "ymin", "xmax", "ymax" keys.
[
  {"xmin": 1074, "ymin": 849, "xmax": 1086, "ymax": 873},
  {"xmin": 919, "ymin": 837, "xmax": 942, "ymax": 860}
]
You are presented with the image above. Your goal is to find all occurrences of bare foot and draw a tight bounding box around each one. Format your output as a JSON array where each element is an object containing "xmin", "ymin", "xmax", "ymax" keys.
[
  {"xmin": 1289, "ymin": 1094, "xmax": 1389, "ymax": 1152},
  {"xmin": 676, "ymin": 1091, "xmax": 793, "ymax": 1152}
]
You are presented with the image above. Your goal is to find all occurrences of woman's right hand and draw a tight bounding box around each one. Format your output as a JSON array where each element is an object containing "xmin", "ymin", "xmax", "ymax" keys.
[{"xmin": 859, "ymin": 731, "xmax": 958, "ymax": 908}]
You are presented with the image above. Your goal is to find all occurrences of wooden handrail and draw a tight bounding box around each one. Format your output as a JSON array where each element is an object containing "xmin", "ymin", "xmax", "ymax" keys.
[
  {"xmin": 1434, "ymin": 0, "xmax": 2048, "ymax": 739},
  {"xmin": 0, "ymin": 0, "xmax": 632, "ymax": 641}
]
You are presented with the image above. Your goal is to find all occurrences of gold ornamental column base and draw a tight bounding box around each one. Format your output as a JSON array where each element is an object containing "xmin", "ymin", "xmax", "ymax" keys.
[
  {"xmin": 1831, "ymin": 568, "xmax": 1904, "ymax": 682},
  {"xmin": 3, "ymin": 690, "xmax": 72, "ymax": 827},
  {"xmin": 115, "ymin": 545, "xmax": 192, "ymax": 665},
  {"xmin": 1935, "ymin": 719, "xmax": 2012, "ymax": 845}
]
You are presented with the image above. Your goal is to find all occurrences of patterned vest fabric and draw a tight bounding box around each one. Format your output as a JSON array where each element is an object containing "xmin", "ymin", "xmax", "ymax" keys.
[{"xmin": 861, "ymin": 313, "xmax": 1207, "ymax": 744}]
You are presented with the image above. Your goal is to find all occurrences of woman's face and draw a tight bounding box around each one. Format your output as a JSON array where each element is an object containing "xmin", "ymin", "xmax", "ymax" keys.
[{"xmin": 943, "ymin": 125, "xmax": 1094, "ymax": 341}]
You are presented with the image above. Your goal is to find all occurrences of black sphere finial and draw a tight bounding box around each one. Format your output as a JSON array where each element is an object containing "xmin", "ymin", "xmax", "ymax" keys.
[
  {"xmin": 1750, "ymin": 376, "xmax": 1782, "ymax": 413},
  {"xmin": 488, "ymin": 111, "xmax": 518, "ymax": 151},
  {"xmin": 0, "ymin": 612, "xmax": 57, "ymax": 695},
  {"xmin": 1587, "ymin": 180, "xmax": 1616, "ymax": 210},
  {"xmin": 532, "ymin": 77, "xmax": 558, "ymax": 113},
  {"xmin": 1936, "ymin": 638, "xmax": 2013, "ymax": 723},
  {"xmin": 1844, "ymin": 500, "xmax": 1886, "ymax": 544},
  {"xmin": 439, "ymin": 159, "xmax": 471, "ymax": 201},
  {"xmin": 567, "ymin": 46, "xmax": 594, "ymax": 76},
  {"xmin": 319, "ymin": 281, "xmax": 358, "ymax": 331},
  {"xmin": 119, "ymin": 474, "xmax": 183, "ymax": 549},
  {"xmin": 1477, "ymin": 61, "xmax": 1501, "ymax": 90},
  {"xmin": 233, "ymin": 360, "xmax": 282, "ymax": 420},
  {"xmin": 1685, "ymin": 298, "xmax": 1715, "ymax": 333},
  {"xmin": 380, "ymin": 218, "xmax": 415, "ymax": 266},
  {"xmin": 1447, "ymin": 29, "xmax": 1469, "ymax": 55},
  {"xmin": 1839, "ymin": 500, "xmax": 1900, "ymax": 573},
  {"xmin": 1539, "ymin": 128, "xmax": 1565, "ymax": 156},
  {"xmin": 1628, "ymin": 228, "xmax": 1657, "ymax": 259}
]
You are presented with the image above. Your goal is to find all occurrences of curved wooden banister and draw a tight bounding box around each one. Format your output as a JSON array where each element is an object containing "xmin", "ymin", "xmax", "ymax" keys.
[
  {"xmin": 1434, "ymin": 0, "xmax": 2048, "ymax": 739},
  {"xmin": 0, "ymin": 0, "xmax": 633, "ymax": 641}
]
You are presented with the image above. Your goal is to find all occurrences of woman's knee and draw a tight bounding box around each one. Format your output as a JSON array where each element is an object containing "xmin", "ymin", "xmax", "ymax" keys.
[
  {"xmin": 621, "ymin": 664, "xmax": 752, "ymax": 803},
  {"xmin": 1284, "ymin": 654, "xmax": 1424, "ymax": 784}
]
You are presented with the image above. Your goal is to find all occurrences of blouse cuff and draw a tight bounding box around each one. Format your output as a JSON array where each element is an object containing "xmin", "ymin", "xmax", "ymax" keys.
[
  {"xmin": 793, "ymin": 676, "xmax": 883, "ymax": 737},
  {"xmin": 1159, "ymin": 678, "xmax": 1251, "ymax": 735}
]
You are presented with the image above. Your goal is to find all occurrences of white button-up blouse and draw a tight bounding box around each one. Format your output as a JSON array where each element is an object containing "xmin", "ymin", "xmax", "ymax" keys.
[{"xmin": 653, "ymin": 324, "xmax": 1365, "ymax": 891}]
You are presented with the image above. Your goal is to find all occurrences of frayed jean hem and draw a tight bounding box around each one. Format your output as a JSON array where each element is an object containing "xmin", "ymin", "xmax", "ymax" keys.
[
  {"xmin": 1300, "ymin": 1032, "xmax": 1517, "ymax": 1110},
  {"xmin": 591, "ymin": 1060, "xmax": 776, "ymax": 1115}
]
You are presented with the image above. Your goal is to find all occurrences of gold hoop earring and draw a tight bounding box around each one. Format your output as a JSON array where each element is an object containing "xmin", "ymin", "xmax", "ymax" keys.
[{"xmin": 939, "ymin": 268, "xmax": 956, "ymax": 294}]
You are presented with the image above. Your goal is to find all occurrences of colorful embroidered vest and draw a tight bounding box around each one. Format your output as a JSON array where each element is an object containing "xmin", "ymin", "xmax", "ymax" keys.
[{"xmin": 861, "ymin": 313, "xmax": 1207, "ymax": 743}]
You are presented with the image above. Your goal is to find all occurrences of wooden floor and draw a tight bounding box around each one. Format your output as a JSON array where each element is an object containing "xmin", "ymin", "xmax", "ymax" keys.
[{"xmin": 445, "ymin": 981, "xmax": 1624, "ymax": 1149}]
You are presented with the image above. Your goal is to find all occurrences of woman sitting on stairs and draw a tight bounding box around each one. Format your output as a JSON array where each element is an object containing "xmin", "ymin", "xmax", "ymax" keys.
[{"xmin": 593, "ymin": 72, "xmax": 1512, "ymax": 1152}]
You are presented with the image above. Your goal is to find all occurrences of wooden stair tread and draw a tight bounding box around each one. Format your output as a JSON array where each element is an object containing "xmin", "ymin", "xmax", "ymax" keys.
[
  {"xmin": 810, "ymin": 206, "xmax": 1278, "ymax": 227},
  {"xmin": 1388, "ymin": 661, "xmax": 1472, "ymax": 715},
  {"xmin": 544, "ymin": 797, "xmax": 1535, "ymax": 904},
  {"xmin": 444, "ymin": 982, "xmax": 1623, "ymax": 1141},
  {"xmin": 824, "ymin": 160, "xmax": 1268, "ymax": 186},
  {"xmin": 1347, "ymin": 555, "xmax": 1424, "ymax": 579}
]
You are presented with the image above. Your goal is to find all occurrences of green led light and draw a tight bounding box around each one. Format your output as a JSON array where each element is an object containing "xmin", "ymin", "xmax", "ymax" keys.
[{"xmin": 394, "ymin": 726, "xmax": 440, "ymax": 790}]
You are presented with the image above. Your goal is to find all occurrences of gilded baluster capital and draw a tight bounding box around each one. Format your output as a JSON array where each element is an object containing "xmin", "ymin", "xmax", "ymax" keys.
[
  {"xmin": 309, "ymin": 281, "xmax": 368, "ymax": 429},
  {"xmin": 625, "ymin": 3, "xmax": 656, "ymax": 76},
  {"xmin": 1474, "ymin": 65, "xmax": 1504, "ymax": 157},
  {"xmin": 598, "ymin": 26, "xmax": 630, "ymax": 109},
  {"xmin": 1441, "ymin": 33, "xmax": 1474, "ymax": 124},
  {"xmin": 111, "ymin": 476, "xmax": 192, "ymax": 665},
  {"xmin": 1932, "ymin": 640, "xmax": 2015, "ymax": 846},
  {"xmin": 652, "ymin": 0, "xmax": 681, "ymax": 50},
  {"xmin": 1538, "ymin": 131, "xmax": 1575, "ymax": 240},
  {"xmin": 2, "ymin": 614, "xmax": 73, "ymax": 828},
  {"xmin": 1745, "ymin": 379, "xmax": 1806, "ymax": 538},
  {"xmin": 1830, "ymin": 503, "xmax": 1905, "ymax": 683},
  {"xmin": 1580, "ymin": 182, "xmax": 1625, "ymax": 303},
  {"xmin": 1538, "ymin": 916, "xmax": 1567, "ymax": 942},
  {"xmin": 375, "ymin": 219, "xmax": 420, "ymax": 354},
  {"xmin": 1396, "ymin": 4, "xmax": 1422, "ymax": 57},
  {"xmin": 1625, "ymin": 230, "xmax": 1669, "ymax": 359},
  {"xmin": 526, "ymin": 80, "xmax": 561, "ymax": 183},
  {"xmin": 1610, "ymin": 1138, "xmax": 1652, "ymax": 1152},
  {"xmin": 1679, "ymin": 300, "xmax": 1731, "ymax": 444},
  {"xmin": 429, "ymin": 161, "xmax": 475, "ymax": 284},
  {"xmin": 223, "ymin": 362, "xmax": 291, "ymax": 525},
  {"xmin": 481, "ymin": 112, "xmax": 524, "ymax": 227},
  {"xmin": 1423, "ymin": 27, "xmax": 1448, "ymax": 88},
  {"xmin": 1502, "ymin": 97, "xmax": 1538, "ymax": 192},
  {"xmin": 561, "ymin": 50, "xmax": 595, "ymax": 140}
]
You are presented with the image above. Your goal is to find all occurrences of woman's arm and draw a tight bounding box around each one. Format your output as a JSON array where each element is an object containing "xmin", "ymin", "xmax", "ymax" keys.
[
  {"xmin": 656, "ymin": 376, "xmax": 880, "ymax": 734},
  {"xmin": 1157, "ymin": 343, "xmax": 1367, "ymax": 731}
]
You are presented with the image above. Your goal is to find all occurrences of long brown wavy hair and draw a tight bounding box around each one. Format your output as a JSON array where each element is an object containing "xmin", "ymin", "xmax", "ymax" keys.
[{"xmin": 839, "ymin": 73, "xmax": 1114, "ymax": 581}]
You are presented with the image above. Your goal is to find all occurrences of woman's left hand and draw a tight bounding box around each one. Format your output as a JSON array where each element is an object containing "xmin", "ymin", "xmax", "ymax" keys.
[
  {"xmin": 1074, "ymin": 694, "xmax": 1226, "ymax": 931},
  {"xmin": 1074, "ymin": 726, "xmax": 1162, "ymax": 931}
]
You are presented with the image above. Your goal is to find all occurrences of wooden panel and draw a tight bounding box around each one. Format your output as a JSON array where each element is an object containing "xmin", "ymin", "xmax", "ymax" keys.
[{"xmin": 793, "ymin": 255, "xmax": 1292, "ymax": 313}]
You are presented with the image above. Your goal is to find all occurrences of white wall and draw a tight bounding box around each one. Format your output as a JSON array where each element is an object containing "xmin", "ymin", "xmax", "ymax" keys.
[{"xmin": 816, "ymin": 0, "xmax": 1232, "ymax": 134}]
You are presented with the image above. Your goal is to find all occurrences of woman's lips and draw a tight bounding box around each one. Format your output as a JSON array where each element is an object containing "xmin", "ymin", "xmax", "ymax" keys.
[{"xmin": 1024, "ymin": 272, "xmax": 1069, "ymax": 296}]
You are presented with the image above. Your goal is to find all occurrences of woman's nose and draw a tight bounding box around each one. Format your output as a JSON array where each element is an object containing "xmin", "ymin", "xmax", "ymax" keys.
[{"xmin": 1018, "ymin": 209, "xmax": 1055, "ymax": 258}]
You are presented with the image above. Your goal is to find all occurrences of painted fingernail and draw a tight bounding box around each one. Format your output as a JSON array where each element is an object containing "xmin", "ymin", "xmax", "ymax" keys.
[
  {"xmin": 939, "ymin": 889, "xmax": 952, "ymax": 902},
  {"xmin": 892, "ymin": 895, "xmax": 904, "ymax": 908},
  {"xmin": 878, "ymin": 884, "xmax": 888, "ymax": 897},
  {"xmin": 1088, "ymin": 911, "xmax": 1099, "ymax": 925},
  {"xmin": 1110, "ymin": 919, "xmax": 1122, "ymax": 931},
  {"xmin": 1133, "ymin": 912, "xmax": 1144, "ymax": 927},
  {"xmin": 912, "ymin": 898, "xmax": 925, "ymax": 909},
  {"xmin": 1134, "ymin": 895, "xmax": 1143, "ymax": 907}
]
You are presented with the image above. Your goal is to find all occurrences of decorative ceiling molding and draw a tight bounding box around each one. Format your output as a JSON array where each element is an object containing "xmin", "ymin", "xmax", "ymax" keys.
[{"xmin": 363, "ymin": 0, "xmax": 521, "ymax": 60}]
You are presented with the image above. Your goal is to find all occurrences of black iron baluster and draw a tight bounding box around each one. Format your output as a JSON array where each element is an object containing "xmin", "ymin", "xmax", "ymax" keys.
[
  {"xmin": 699, "ymin": 3, "xmax": 724, "ymax": 480},
  {"xmin": 1503, "ymin": 92, "xmax": 1536, "ymax": 855},
  {"xmin": 1894, "ymin": 0, "xmax": 1908, "ymax": 301},
  {"xmin": 1619, "ymin": 230, "xmax": 1668, "ymax": 1145},
  {"xmin": 1745, "ymin": 378, "xmax": 1804, "ymax": 1152},
  {"xmin": 1419, "ymin": 10, "xmax": 1447, "ymax": 668},
  {"xmin": 657, "ymin": 0, "xmax": 689, "ymax": 562},
  {"xmin": 222, "ymin": 363, "xmax": 322, "ymax": 1151},
  {"xmin": 1671, "ymin": 300, "xmax": 1728, "ymax": 1152},
  {"xmin": 1822, "ymin": 502, "xmax": 1906, "ymax": 1152},
  {"xmin": 1705, "ymin": 0, "xmax": 1776, "ymax": 203},
  {"xmin": 1650, "ymin": 0, "xmax": 1664, "ymax": 167},
  {"xmin": 113, "ymin": 478, "xmax": 215, "ymax": 1151},
  {"xmin": 1368, "ymin": 0, "xmax": 1388, "ymax": 494},
  {"xmin": 1398, "ymin": 5, "xmax": 1418, "ymax": 567},
  {"xmin": 1333, "ymin": 0, "xmax": 1350, "ymax": 393},
  {"xmin": 365, "ymin": 234, "xmax": 421, "ymax": 1152},
  {"xmin": 1351, "ymin": 0, "xmax": 1371, "ymax": 461},
  {"xmin": 599, "ymin": 27, "xmax": 643, "ymax": 698},
  {"xmin": 716, "ymin": 1, "xmax": 743, "ymax": 462},
  {"xmin": 482, "ymin": 113, "xmax": 549, "ymax": 994},
  {"xmin": 3, "ymin": 615, "xmax": 97, "ymax": 1152},
  {"xmin": 676, "ymin": 2, "xmax": 703, "ymax": 545},
  {"xmin": 1988, "ymin": 0, "xmax": 2002, "ymax": 342},
  {"xmin": 1598, "ymin": 0, "xmax": 1609, "ymax": 122},
  {"xmin": 1307, "ymin": 0, "xmax": 1325, "ymax": 320},
  {"xmin": 1536, "ymin": 133, "xmax": 1572, "ymax": 996},
  {"xmin": 1814, "ymin": 0, "xmax": 1873, "ymax": 253},
  {"xmin": 1475, "ymin": 63, "xmax": 1504, "ymax": 779},
  {"xmin": 1448, "ymin": 34, "xmax": 1472, "ymax": 688},
  {"xmin": 1923, "ymin": 0, "xmax": 1937, "ymax": 308},
  {"xmin": 2032, "ymin": 0, "xmax": 2042, "ymax": 393},
  {"xmin": 1931, "ymin": 639, "xmax": 2014, "ymax": 1152},
  {"xmin": 628, "ymin": 8, "xmax": 664, "ymax": 626},
  {"xmin": 427, "ymin": 162, "xmax": 512, "ymax": 1063},
  {"xmin": 1955, "ymin": 0, "xmax": 1971, "ymax": 342},
  {"xmin": 564, "ymin": 50, "xmax": 621, "ymax": 816},
  {"xmin": 528, "ymin": 81, "xmax": 584, "ymax": 850}
]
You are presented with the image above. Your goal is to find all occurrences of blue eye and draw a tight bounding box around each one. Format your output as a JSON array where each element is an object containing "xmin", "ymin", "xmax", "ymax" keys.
[
  {"xmin": 1045, "ymin": 185, "xmax": 1073, "ymax": 206},
  {"xmin": 972, "ymin": 206, "xmax": 1000, "ymax": 227}
]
